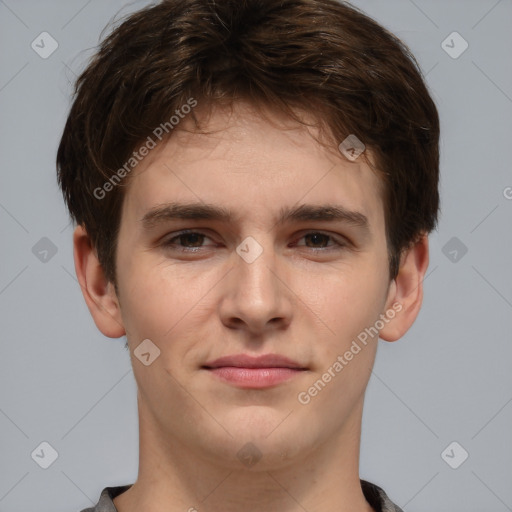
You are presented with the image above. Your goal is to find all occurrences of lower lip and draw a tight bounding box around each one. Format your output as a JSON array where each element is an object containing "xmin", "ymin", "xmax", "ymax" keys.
[{"xmin": 206, "ymin": 367, "xmax": 304, "ymax": 388}]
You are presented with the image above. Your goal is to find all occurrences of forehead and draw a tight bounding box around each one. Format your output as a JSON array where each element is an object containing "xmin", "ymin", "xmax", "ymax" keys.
[{"xmin": 120, "ymin": 102, "xmax": 386, "ymax": 235}]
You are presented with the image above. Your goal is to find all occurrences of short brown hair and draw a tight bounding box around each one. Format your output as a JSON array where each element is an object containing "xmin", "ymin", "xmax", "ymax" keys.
[{"xmin": 57, "ymin": 0, "xmax": 440, "ymax": 287}]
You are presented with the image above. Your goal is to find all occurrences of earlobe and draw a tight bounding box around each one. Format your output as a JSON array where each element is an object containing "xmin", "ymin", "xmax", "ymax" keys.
[
  {"xmin": 379, "ymin": 234, "xmax": 430, "ymax": 342},
  {"xmin": 73, "ymin": 225, "xmax": 126, "ymax": 338}
]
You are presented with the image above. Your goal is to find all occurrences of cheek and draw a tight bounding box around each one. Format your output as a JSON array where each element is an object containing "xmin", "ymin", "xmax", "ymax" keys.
[
  {"xmin": 117, "ymin": 258, "xmax": 187, "ymax": 340},
  {"xmin": 118, "ymin": 256, "xmax": 219, "ymax": 361},
  {"xmin": 303, "ymin": 261, "xmax": 388, "ymax": 344},
  {"xmin": 297, "ymin": 267, "xmax": 385, "ymax": 411}
]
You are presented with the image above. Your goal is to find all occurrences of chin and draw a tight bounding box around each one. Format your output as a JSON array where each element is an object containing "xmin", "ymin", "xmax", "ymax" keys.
[{"xmin": 197, "ymin": 408, "xmax": 316, "ymax": 469}]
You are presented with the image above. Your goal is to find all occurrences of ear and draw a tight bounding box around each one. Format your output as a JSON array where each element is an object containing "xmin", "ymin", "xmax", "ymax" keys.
[
  {"xmin": 73, "ymin": 225, "xmax": 126, "ymax": 338},
  {"xmin": 379, "ymin": 233, "xmax": 430, "ymax": 342}
]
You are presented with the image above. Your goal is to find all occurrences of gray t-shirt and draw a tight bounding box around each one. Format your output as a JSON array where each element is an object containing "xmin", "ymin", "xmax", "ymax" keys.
[{"xmin": 80, "ymin": 480, "xmax": 404, "ymax": 512}]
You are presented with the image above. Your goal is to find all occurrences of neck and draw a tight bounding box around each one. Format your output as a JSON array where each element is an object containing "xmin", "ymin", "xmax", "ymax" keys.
[{"xmin": 114, "ymin": 396, "xmax": 374, "ymax": 512}]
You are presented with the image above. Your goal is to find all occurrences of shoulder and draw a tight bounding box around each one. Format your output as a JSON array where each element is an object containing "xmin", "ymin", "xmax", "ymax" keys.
[
  {"xmin": 361, "ymin": 479, "xmax": 404, "ymax": 512},
  {"xmin": 79, "ymin": 484, "xmax": 133, "ymax": 512}
]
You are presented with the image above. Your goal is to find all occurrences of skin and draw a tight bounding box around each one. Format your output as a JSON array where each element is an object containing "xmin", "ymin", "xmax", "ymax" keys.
[{"xmin": 73, "ymin": 101, "xmax": 429, "ymax": 512}]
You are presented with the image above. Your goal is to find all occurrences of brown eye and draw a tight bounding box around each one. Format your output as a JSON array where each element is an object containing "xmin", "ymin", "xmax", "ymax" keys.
[
  {"xmin": 162, "ymin": 230, "xmax": 213, "ymax": 251},
  {"xmin": 295, "ymin": 231, "xmax": 346, "ymax": 250},
  {"xmin": 304, "ymin": 233, "xmax": 331, "ymax": 248},
  {"xmin": 173, "ymin": 232, "xmax": 205, "ymax": 248}
]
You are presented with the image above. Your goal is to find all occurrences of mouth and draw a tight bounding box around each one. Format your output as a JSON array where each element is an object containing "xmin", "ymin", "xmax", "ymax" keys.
[{"xmin": 202, "ymin": 354, "xmax": 308, "ymax": 389}]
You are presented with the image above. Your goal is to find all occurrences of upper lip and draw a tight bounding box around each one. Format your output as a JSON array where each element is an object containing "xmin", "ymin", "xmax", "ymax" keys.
[{"xmin": 202, "ymin": 354, "xmax": 306, "ymax": 369}]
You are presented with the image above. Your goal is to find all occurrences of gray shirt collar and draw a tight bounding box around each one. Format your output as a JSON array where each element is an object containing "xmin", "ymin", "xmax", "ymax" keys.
[{"xmin": 81, "ymin": 480, "xmax": 403, "ymax": 512}]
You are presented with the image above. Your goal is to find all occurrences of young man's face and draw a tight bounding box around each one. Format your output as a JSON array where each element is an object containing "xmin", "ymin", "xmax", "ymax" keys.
[{"xmin": 78, "ymin": 101, "xmax": 422, "ymax": 470}]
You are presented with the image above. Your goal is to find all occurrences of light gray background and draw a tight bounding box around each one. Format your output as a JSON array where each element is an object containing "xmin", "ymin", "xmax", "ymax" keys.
[{"xmin": 1, "ymin": 0, "xmax": 511, "ymax": 511}]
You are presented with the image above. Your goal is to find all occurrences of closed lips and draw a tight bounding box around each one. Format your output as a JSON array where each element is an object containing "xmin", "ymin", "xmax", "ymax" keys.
[{"xmin": 202, "ymin": 354, "xmax": 306, "ymax": 370}]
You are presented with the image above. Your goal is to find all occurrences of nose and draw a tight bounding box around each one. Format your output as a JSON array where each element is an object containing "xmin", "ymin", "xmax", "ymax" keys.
[{"xmin": 218, "ymin": 236, "xmax": 294, "ymax": 334}]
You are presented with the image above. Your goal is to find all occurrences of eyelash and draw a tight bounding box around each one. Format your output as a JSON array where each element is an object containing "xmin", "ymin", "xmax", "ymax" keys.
[{"xmin": 161, "ymin": 230, "xmax": 348, "ymax": 253}]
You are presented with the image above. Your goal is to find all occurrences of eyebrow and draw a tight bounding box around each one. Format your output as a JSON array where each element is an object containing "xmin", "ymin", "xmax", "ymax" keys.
[{"xmin": 140, "ymin": 201, "xmax": 370, "ymax": 234}]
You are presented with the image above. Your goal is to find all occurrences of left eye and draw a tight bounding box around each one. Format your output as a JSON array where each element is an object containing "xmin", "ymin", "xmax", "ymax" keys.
[
  {"xmin": 295, "ymin": 232, "xmax": 341, "ymax": 249},
  {"xmin": 161, "ymin": 230, "xmax": 346, "ymax": 251}
]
